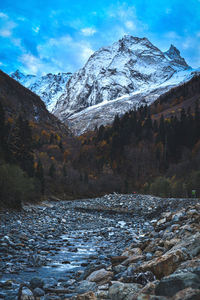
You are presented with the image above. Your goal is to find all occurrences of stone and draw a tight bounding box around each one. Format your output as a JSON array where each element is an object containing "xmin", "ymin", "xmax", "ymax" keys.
[
  {"xmin": 21, "ymin": 287, "xmax": 34, "ymax": 300},
  {"xmin": 75, "ymin": 291, "xmax": 97, "ymax": 300},
  {"xmin": 86, "ymin": 268, "xmax": 113, "ymax": 284},
  {"xmin": 122, "ymin": 247, "xmax": 142, "ymax": 257},
  {"xmin": 156, "ymin": 218, "xmax": 166, "ymax": 226},
  {"xmin": 138, "ymin": 280, "xmax": 159, "ymax": 295},
  {"xmin": 135, "ymin": 295, "xmax": 168, "ymax": 300},
  {"xmin": 136, "ymin": 249, "xmax": 186, "ymax": 279},
  {"xmin": 164, "ymin": 238, "xmax": 180, "ymax": 250},
  {"xmin": 172, "ymin": 287, "xmax": 200, "ymax": 300},
  {"xmin": 155, "ymin": 272, "xmax": 200, "ymax": 297},
  {"xmin": 30, "ymin": 277, "xmax": 44, "ymax": 289},
  {"xmin": 109, "ymin": 281, "xmax": 142, "ymax": 300},
  {"xmin": 170, "ymin": 232, "xmax": 200, "ymax": 257},
  {"xmin": 76, "ymin": 281, "xmax": 97, "ymax": 294},
  {"xmin": 122, "ymin": 255, "xmax": 144, "ymax": 266},
  {"xmin": 111, "ymin": 256, "xmax": 128, "ymax": 265},
  {"xmin": 33, "ymin": 287, "xmax": 45, "ymax": 297}
]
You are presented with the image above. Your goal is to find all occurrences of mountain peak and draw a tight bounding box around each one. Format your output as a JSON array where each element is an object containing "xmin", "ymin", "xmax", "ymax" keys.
[
  {"xmin": 11, "ymin": 69, "xmax": 25, "ymax": 80},
  {"xmin": 11, "ymin": 71, "xmax": 72, "ymax": 112},
  {"xmin": 165, "ymin": 44, "xmax": 189, "ymax": 68}
]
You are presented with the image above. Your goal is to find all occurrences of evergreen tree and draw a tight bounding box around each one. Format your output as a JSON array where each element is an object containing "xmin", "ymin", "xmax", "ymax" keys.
[
  {"xmin": 49, "ymin": 162, "xmax": 56, "ymax": 178},
  {"xmin": 35, "ymin": 159, "xmax": 45, "ymax": 194},
  {"xmin": 0, "ymin": 102, "xmax": 6, "ymax": 153}
]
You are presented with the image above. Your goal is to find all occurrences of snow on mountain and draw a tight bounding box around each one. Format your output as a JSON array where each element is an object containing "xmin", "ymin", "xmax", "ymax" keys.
[
  {"xmin": 11, "ymin": 70, "xmax": 72, "ymax": 111},
  {"xmin": 53, "ymin": 36, "xmax": 190, "ymax": 119},
  {"xmin": 52, "ymin": 35, "xmax": 197, "ymax": 134}
]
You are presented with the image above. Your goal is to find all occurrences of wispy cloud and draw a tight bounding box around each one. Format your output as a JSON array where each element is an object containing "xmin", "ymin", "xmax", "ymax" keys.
[
  {"xmin": 81, "ymin": 27, "xmax": 96, "ymax": 36},
  {"xmin": 0, "ymin": 19, "xmax": 17, "ymax": 37}
]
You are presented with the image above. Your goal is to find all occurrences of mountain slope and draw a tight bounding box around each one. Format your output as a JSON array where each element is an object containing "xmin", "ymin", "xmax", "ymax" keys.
[
  {"xmin": 11, "ymin": 70, "xmax": 72, "ymax": 112},
  {"xmin": 53, "ymin": 35, "xmax": 196, "ymax": 134},
  {"xmin": 0, "ymin": 70, "xmax": 68, "ymax": 133}
]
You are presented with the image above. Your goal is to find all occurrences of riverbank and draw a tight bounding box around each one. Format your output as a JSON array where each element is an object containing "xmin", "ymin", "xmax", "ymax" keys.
[{"xmin": 0, "ymin": 194, "xmax": 199, "ymax": 299}]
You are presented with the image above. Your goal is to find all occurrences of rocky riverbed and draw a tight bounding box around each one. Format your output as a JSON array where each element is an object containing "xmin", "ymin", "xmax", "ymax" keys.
[{"xmin": 0, "ymin": 194, "xmax": 200, "ymax": 300}]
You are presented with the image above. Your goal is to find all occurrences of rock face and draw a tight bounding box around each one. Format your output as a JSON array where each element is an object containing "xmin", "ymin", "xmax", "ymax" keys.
[
  {"xmin": 164, "ymin": 44, "xmax": 188, "ymax": 69},
  {"xmin": 11, "ymin": 70, "xmax": 72, "ymax": 112},
  {"xmin": 53, "ymin": 35, "xmax": 195, "ymax": 134}
]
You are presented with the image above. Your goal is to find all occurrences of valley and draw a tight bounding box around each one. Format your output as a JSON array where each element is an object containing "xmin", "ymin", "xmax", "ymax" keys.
[{"xmin": 0, "ymin": 194, "xmax": 199, "ymax": 299}]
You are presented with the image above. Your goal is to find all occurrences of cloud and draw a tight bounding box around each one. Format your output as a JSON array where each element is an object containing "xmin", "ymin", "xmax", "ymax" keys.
[
  {"xmin": 0, "ymin": 12, "xmax": 8, "ymax": 19},
  {"xmin": 81, "ymin": 27, "xmax": 96, "ymax": 36},
  {"xmin": 20, "ymin": 53, "xmax": 43, "ymax": 74},
  {"xmin": 125, "ymin": 21, "xmax": 136, "ymax": 30},
  {"xmin": 32, "ymin": 26, "xmax": 40, "ymax": 33},
  {"xmin": 0, "ymin": 20, "xmax": 17, "ymax": 37}
]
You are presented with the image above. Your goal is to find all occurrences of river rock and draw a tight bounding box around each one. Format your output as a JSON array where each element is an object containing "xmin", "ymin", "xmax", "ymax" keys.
[
  {"xmin": 109, "ymin": 281, "xmax": 142, "ymax": 300},
  {"xmin": 76, "ymin": 281, "xmax": 97, "ymax": 294},
  {"xmin": 136, "ymin": 249, "xmax": 186, "ymax": 279},
  {"xmin": 155, "ymin": 272, "xmax": 200, "ymax": 297},
  {"xmin": 33, "ymin": 287, "xmax": 45, "ymax": 297},
  {"xmin": 75, "ymin": 291, "xmax": 97, "ymax": 300},
  {"xmin": 29, "ymin": 277, "xmax": 44, "ymax": 289},
  {"xmin": 21, "ymin": 287, "xmax": 34, "ymax": 300},
  {"xmin": 172, "ymin": 287, "xmax": 200, "ymax": 300},
  {"xmin": 86, "ymin": 268, "xmax": 113, "ymax": 284}
]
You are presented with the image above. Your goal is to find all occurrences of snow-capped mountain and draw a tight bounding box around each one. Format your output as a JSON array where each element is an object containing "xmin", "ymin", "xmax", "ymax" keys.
[
  {"xmin": 11, "ymin": 70, "xmax": 72, "ymax": 111},
  {"xmin": 53, "ymin": 36, "xmax": 189, "ymax": 116},
  {"xmin": 52, "ymin": 35, "xmax": 198, "ymax": 134}
]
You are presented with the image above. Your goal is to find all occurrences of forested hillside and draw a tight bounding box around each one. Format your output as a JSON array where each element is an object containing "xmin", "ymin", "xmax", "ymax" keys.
[
  {"xmin": 76, "ymin": 75, "xmax": 200, "ymax": 197},
  {"xmin": 0, "ymin": 72, "xmax": 200, "ymax": 209}
]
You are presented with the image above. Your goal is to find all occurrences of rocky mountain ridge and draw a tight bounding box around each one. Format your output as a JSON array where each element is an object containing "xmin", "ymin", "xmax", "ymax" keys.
[
  {"xmin": 52, "ymin": 35, "xmax": 198, "ymax": 135},
  {"xmin": 11, "ymin": 70, "xmax": 72, "ymax": 112}
]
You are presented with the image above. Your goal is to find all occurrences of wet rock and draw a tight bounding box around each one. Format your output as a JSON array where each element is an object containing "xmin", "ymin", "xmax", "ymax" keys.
[
  {"xmin": 0, "ymin": 280, "xmax": 13, "ymax": 289},
  {"xmin": 21, "ymin": 287, "xmax": 34, "ymax": 300},
  {"xmin": 155, "ymin": 272, "xmax": 200, "ymax": 297},
  {"xmin": 33, "ymin": 287, "xmax": 45, "ymax": 297},
  {"xmin": 30, "ymin": 277, "xmax": 44, "ymax": 289},
  {"xmin": 86, "ymin": 268, "xmax": 113, "ymax": 285}
]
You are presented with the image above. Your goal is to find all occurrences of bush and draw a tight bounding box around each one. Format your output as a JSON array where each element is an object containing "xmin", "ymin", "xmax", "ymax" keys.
[
  {"xmin": 150, "ymin": 176, "xmax": 171, "ymax": 197},
  {"xmin": 0, "ymin": 163, "xmax": 39, "ymax": 209}
]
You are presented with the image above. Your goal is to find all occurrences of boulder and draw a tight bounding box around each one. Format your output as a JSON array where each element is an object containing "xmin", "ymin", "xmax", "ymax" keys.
[
  {"xmin": 20, "ymin": 287, "xmax": 34, "ymax": 300},
  {"xmin": 33, "ymin": 287, "xmax": 45, "ymax": 297},
  {"xmin": 29, "ymin": 277, "xmax": 44, "ymax": 289},
  {"xmin": 86, "ymin": 268, "xmax": 113, "ymax": 285},
  {"xmin": 136, "ymin": 249, "xmax": 186, "ymax": 279},
  {"xmin": 109, "ymin": 281, "xmax": 142, "ymax": 300},
  {"xmin": 172, "ymin": 287, "xmax": 200, "ymax": 300},
  {"xmin": 76, "ymin": 280, "xmax": 97, "ymax": 294},
  {"xmin": 155, "ymin": 272, "xmax": 200, "ymax": 297}
]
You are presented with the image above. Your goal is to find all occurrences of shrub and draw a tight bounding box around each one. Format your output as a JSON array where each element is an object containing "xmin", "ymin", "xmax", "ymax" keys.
[
  {"xmin": 150, "ymin": 176, "xmax": 170, "ymax": 197},
  {"xmin": 0, "ymin": 163, "xmax": 39, "ymax": 209}
]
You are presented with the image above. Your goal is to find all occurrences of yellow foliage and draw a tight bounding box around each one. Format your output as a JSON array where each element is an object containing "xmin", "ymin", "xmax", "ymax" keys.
[
  {"xmin": 64, "ymin": 149, "xmax": 71, "ymax": 162},
  {"xmin": 7, "ymin": 117, "xmax": 14, "ymax": 123}
]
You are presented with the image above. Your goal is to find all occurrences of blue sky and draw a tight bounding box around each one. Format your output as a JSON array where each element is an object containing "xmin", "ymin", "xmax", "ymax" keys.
[{"xmin": 0, "ymin": 0, "xmax": 200, "ymax": 75}]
